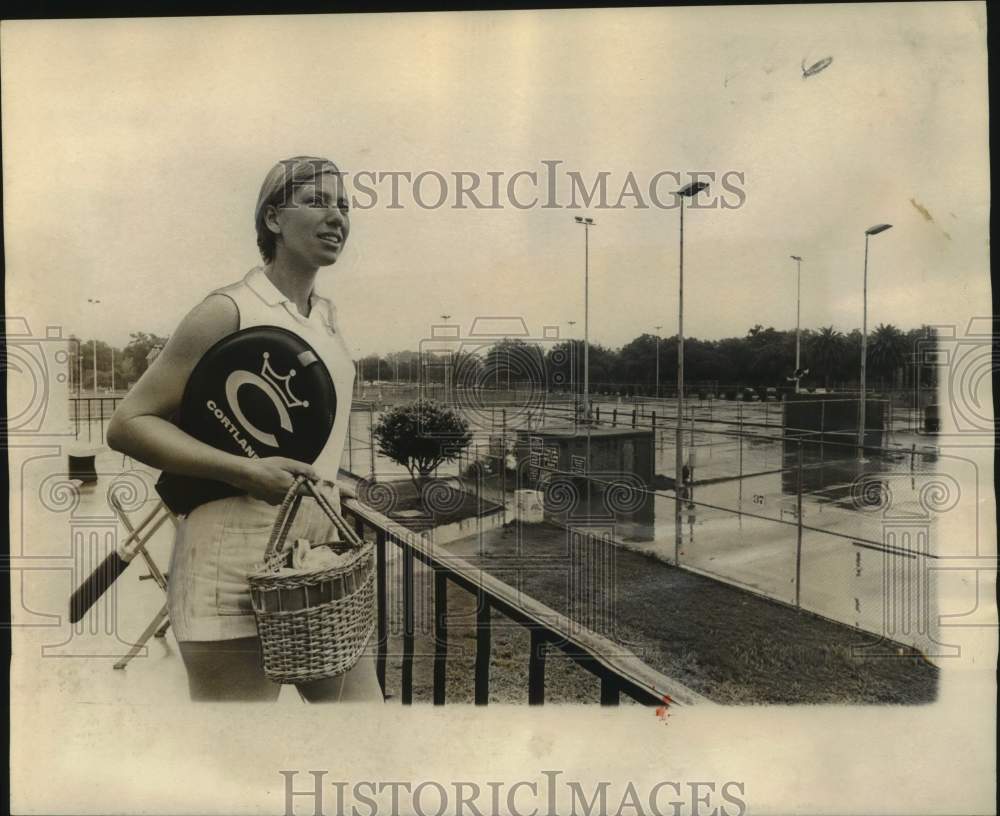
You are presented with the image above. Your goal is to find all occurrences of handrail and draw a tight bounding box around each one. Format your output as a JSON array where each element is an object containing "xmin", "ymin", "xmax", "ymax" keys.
[
  {"xmin": 336, "ymin": 474, "xmax": 710, "ymax": 707},
  {"xmin": 69, "ymin": 396, "xmax": 122, "ymax": 444}
]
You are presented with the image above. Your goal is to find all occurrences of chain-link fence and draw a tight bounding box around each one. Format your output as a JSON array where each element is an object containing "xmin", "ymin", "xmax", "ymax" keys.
[{"xmin": 341, "ymin": 390, "xmax": 950, "ymax": 659}]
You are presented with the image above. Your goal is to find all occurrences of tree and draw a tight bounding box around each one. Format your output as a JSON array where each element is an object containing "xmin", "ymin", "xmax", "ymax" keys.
[
  {"xmin": 372, "ymin": 399, "xmax": 472, "ymax": 492},
  {"xmin": 842, "ymin": 330, "xmax": 864, "ymax": 386},
  {"xmin": 809, "ymin": 327, "xmax": 846, "ymax": 390},
  {"xmin": 868, "ymin": 323, "xmax": 907, "ymax": 390},
  {"xmin": 619, "ymin": 334, "xmax": 658, "ymax": 388},
  {"xmin": 76, "ymin": 339, "xmax": 114, "ymax": 392},
  {"xmin": 451, "ymin": 347, "xmax": 484, "ymax": 389},
  {"xmin": 121, "ymin": 331, "xmax": 169, "ymax": 381},
  {"xmin": 585, "ymin": 343, "xmax": 622, "ymax": 391},
  {"xmin": 745, "ymin": 326, "xmax": 792, "ymax": 385},
  {"xmin": 485, "ymin": 338, "xmax": 545, "ymax": 391},
  {"xmin": 905, "ymin": 325, "xmax": 938, "ymax": 392}
]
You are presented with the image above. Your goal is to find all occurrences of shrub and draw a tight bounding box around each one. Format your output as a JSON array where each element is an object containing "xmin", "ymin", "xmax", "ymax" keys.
[{"xmin": 372, "ymin": 399, "xmax": 472, "ymax": 492}]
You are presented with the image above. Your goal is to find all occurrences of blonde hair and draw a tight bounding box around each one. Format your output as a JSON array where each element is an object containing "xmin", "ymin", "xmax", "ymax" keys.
[{"xmin": 254, "ymin": 156, "xmax": 341, "ymax": 262}]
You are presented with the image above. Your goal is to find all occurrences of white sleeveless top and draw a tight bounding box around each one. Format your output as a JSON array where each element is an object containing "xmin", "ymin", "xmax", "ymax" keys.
[
  {"xmin": 212, "ymin": 266, "xmax": 355, "ymax": 481},
  {"xmin": 167, "ymin": 268, "xmax": 355, "ymax": 642}
]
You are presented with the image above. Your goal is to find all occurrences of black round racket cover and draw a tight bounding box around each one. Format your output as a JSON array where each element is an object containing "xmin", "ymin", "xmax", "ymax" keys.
[{"xmin": 155, "ymin": 325, "xmax": 336, "ymax": 515}]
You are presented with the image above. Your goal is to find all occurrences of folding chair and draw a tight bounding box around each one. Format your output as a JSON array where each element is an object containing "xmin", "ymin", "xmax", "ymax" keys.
[{"xmin": 107, "ymin": 494, "xmax": 179, "ymax": 670}]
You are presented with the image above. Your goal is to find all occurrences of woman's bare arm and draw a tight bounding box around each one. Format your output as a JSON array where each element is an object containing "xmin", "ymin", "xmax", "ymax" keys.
[{"xmin": 107, "ymin": 294, "xmax": 316, "ymax": 504}]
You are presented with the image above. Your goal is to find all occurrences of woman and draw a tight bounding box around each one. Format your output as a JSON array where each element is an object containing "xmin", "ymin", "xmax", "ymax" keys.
[{"xmin": 108, "ymin": 156, "xmax": 381, "ymax": 702}]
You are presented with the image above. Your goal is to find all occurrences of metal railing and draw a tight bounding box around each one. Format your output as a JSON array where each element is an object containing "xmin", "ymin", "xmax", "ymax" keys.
[
  {"xmin": 336, "ymin": 477, "xmax": 704, "ymax": 707},
  {"xmin": 70, "ymin": 396, "xmax": 122, "ymax": 444}
]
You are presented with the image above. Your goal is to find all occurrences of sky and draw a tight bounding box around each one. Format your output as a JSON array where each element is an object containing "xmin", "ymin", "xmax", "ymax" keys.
[{"xmin": 1, "ymin": 5, "xmax": 990, "ymax": 356}]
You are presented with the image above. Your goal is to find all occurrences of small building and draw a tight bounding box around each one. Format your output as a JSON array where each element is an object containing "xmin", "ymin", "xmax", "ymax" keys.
[
  {"xmin": 782, "ymin": 393, "xmax": 888, "ymax": 498},
  {"xmin": 513, "ymin": 427, "xmax": 655, "ymax": 540},
  {"xmin": 783, "ymin": 392, "xmax": 886, "ymax": 448},
  {"xmin": 514, "ymin": 426, "xmax": 654, "ymax": 489}
]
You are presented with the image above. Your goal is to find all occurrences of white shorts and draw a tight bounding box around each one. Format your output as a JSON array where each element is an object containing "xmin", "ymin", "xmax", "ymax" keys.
[{"xmin": 166, "ymin": 485, "xmax": 342, "ymax": 642}]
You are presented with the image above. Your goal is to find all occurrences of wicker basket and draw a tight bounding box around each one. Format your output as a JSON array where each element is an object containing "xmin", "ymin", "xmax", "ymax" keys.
[{"xmin": 248, "ymin": 477, "xmax": 375, "ymax": 684}]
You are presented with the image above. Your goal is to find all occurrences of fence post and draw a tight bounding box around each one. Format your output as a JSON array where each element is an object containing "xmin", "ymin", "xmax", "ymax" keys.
[
  {"xmin": 795, "ymin": 439, "xmax": 803, "ymax": 607},
  {"xmin": 595, "ymin": 406, "xmax": 600, "ymax": 425},
  {"xmin": 501, "ymin": 429, "xmax": 507, "ymax": 524},
  {"xmin": 433, "ymin": 569, "xmax": 448, "ymax": 705},
  {"xmin": 475, "ymin": 592, "xmax": 491, "ymax": 705},
  {"xmin": 375, "ymin": 529, "xmax": 388, "ymax": 697},
  {"xmin": 349, "ymin": 414, "xmax": 355, "ymax": 471},
  {"xmin": 738, "ymin": 411, "xmax": 744, "ymax": 511},
  {"xmin": 402, "ymin": 546, "xmax": 415, "ymax": 704},
  {"xmin": 528, "ymin": 630, "xmax": 547, "ymax": 705},
  {"xmin": 369, "ymin": 402, "xmax": 376, "ymax": 478},
  {"xmin": 612, "ymin": 408, "xmax": 618, "ymax": 427},
  {"xmin": 631, "ymin": 408, "xmax": 637, "ymax": 428}
]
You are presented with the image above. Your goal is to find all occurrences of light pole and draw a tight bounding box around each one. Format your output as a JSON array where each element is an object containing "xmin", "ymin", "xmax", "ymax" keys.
[
  {"xmin": 76, "ymin": 339, "xmax": 83, "ymax": 398},
  {"xmin": 567, "ymin": 320, "xmax": 577, "ymax": 406},
  {"xmin": 674, "ymin": 182, "xmax": 708, "ymax": 560},
  {"xmin": 858, "ymin": 223, "xmax": 892, "ymax": 460},
  {"xmin": 654, "ymin": 325, "xmax": 663, "ymax": 398},
  {"xmin": 441, "ymin": 314, "xmax": 451, "ymax": 403},
  {"xmin": 87, "ymin": 298, "xmax": 101, "ymax": 395},
  {"xmin": 354, "ymin": 347, "xmax": 362, "ymax": 399},
  {"xmin": 574, "ymin": 216, "xmax": 595, "ymax": 422},
  {"xmin": 790, "ymin": 255, "xmax": 803, "ymax": 394}
]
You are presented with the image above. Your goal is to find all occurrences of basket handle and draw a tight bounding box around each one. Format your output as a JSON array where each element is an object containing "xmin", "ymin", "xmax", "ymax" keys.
[
  {"xmin": 262, "ymin": 477, "xmax": 305, "ymax": 566},
  {"xmin": 262, "ymin": 476, "xmax": 365, "ymax": 568},
  {"xmin": 303, "ymin": 479, "xmax": 365, "ymax": 548}
]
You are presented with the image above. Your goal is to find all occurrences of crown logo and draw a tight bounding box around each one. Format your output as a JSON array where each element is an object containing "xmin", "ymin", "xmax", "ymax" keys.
[{"xmin": 261, "ymin": 352, "xmax": 309, "ymax": 409}]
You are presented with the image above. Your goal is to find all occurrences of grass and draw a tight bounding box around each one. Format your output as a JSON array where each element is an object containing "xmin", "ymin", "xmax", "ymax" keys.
[{"xmin": 433, "ymin": 521, "xmax": 938, "ymax": 705}]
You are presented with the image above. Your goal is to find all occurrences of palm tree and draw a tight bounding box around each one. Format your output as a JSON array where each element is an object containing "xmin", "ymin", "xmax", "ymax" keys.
[
  {"xmin": 808, "ymin": 326, "xmax": 845, "ymax": 390},
  {"xmin": 869, "ymin": 323, "xmax": 907, "ymax": 391}
]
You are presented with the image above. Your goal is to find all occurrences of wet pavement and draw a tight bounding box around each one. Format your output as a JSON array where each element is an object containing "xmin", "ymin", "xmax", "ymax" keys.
[{"xmin": 347, "ymin": 398, "xmax": 965, "ymax": 659}]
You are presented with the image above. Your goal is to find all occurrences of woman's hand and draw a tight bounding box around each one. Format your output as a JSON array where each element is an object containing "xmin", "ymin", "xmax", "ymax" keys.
[{"xmin": 232, "ymin": 457, "xmax": 319, "ymax": 505}]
